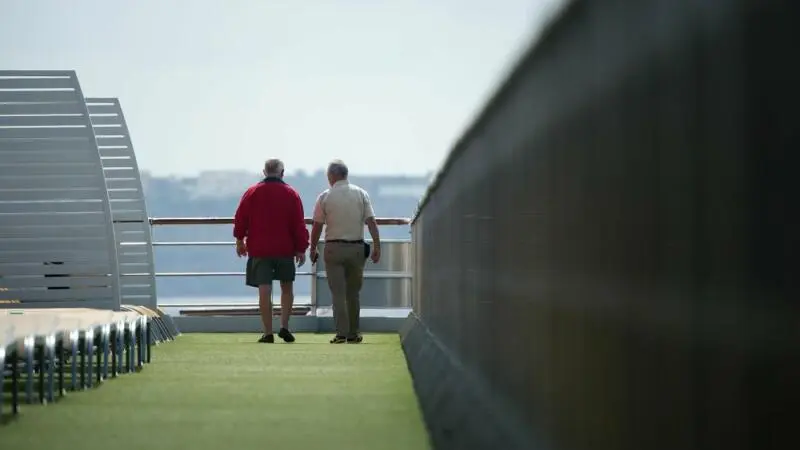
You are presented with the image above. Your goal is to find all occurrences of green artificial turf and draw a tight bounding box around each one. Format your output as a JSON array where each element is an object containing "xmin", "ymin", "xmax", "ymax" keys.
[{"xmin": 1, "ymin": 333, "xmax": 431, "ymax": 450}]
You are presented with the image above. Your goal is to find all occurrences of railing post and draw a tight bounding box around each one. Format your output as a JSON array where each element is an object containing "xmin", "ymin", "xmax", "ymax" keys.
[{"xmin": 310, "ymin": 260, "xmax": 318, "ymax": 317}]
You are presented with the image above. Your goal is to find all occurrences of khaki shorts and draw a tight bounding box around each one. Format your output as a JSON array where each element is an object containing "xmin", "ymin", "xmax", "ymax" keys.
[{"xmin": 245, "ymin": 257, "xmax": 296, "ymax": 287}]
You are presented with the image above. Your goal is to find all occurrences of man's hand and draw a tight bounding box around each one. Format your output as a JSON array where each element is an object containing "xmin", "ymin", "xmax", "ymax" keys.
[
  {"xmin": 295, "ymin": 252, "xmax": 306, "ymax": 267},
  {"xmin": 370, "ymin": 245, "xmax": 381, "ymax": 264},
  {"xmin": 365, "ymin": 217, "xmax": 381, "ymax": 264},
  {"xmin": 309, "ymin": 247, "xmax": 318, "ymax": 264},
  {"xmin": 235, "ymin": 239, "xmax": 247, "ymax": 258}
]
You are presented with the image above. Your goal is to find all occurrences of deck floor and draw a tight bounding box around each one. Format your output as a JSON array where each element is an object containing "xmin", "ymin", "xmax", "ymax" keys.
[{"xmin": 2, "ymin": 333, "xmax": 430, "ymax": 450}]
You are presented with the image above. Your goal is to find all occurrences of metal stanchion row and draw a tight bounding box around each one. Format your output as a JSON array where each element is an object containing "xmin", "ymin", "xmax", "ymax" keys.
[{"xmin": 0, "ymin": 308, "xmax": 162, "ymax": 418}]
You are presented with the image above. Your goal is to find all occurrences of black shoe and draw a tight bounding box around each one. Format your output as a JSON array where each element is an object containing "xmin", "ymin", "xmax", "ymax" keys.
[
  {"xmin": 346, "ymin": 335, "xmax": 363, "ymax": 344},
  {"xmin": 278, "ymin": 328, "xmax": 295, "ymax": 343},
  {"xmin": 330, "ymin": 335, "xmax": 347, "ymax": 344},
  {"xmin": 258, "ymin": 334, "xmax": 274, "ymax": 343}
]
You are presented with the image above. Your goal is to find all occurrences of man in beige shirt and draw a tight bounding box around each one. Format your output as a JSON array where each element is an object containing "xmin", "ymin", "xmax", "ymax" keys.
[{"xmin": 309, "ymin": 160, "xmax": 381, "ymax": 344}]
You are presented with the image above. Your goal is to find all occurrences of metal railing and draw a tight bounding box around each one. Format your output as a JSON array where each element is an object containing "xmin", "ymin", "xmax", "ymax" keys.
[{"xmin": 149, "ymin": 217, "xmax": 412, "ymax": 315}]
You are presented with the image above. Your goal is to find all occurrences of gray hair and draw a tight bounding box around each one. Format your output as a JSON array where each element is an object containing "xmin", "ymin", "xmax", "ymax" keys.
[
  {"xmin": 327, "ymin": 159, "xmax": 349, "ymax": 179},
  {"xmin": 264, "ymin": 158, "xmax": 285, "ymax": 177}
]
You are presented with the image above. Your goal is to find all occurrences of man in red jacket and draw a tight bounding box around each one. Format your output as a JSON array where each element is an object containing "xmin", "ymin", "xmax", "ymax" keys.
[{"xmin": 233, "ymin": 158, "xmax": 309, "ymax": 343}]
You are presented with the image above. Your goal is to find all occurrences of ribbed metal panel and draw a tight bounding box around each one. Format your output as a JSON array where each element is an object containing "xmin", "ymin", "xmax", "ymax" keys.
[
  {"xmin": 87, "ymin": 98, "xmax": 157, "ymax": 310},
  {"xmin": 0, "ymin": 71, "xmax": 121, "ymax": 310}
]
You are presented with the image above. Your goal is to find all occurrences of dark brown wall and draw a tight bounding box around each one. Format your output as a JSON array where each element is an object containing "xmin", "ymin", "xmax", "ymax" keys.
[{"xmin": 409, "ymin": 1, "xmax": 798, "ymax": 449}]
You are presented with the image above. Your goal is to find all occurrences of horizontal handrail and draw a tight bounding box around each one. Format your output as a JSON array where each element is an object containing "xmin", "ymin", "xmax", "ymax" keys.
[
  {"xmin": 316, "ymin": 272, "xmax": 412, "ymax": 279},
  {"xmin": 158, "ymin": 303, "xmax": 411, "ymax": 309},
  {"xmin": 152, "ymin": 242, "xmax": 236, "ymax": 246},
  {"xmin": 158, "ymin": 302, "xmax": 307, "ymax": 308},
  {"xmin": 155, "ymin": 271, "xmax": 313, "ymax": 277},
  {"xmin": 154, "ymin": 271, "xmax": 410, "ymax": 278},
  {"xmin": 151, "ymin": 238, "xmax": 411, "ymax": 247},
  {"xmin": 149, "ymin": 217, "xmax": 410, "ymax": 226}
]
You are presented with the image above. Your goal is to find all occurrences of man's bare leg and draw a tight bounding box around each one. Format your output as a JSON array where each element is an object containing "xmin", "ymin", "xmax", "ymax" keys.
[
  {"xmin": 279, "ymin": 281, "xmax": 294, "ymax": 329},
  {"xmin": 277, "ymin": 281, "xmax": 296, "ymax": 342},
  {"xmin": 258, "ymin": 283, "xmax": 274, "ymax": 342}
]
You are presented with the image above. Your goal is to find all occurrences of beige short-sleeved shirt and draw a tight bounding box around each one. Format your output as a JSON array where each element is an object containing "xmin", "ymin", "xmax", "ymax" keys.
[{"xmin": 312, "ymin": 180, "xmax": 375, "ymax": 241}]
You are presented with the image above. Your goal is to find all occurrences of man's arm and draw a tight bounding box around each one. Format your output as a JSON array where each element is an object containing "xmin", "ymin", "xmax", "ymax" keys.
[
  {"xmin": 310, "ymin": 222, "xmax": 324, "ymax": 252},
  {"xmin": 309, "ymin": 192, "xmax": 326, "ymax": 259},
  {"xmin": 292, "ymin": 192, "xmax": 310, "ymax": 254},
  {"xmin": 233, "ymin": 189, "xmax": 251, "ymax": 257},
  {"xmin": 366, "ymin": 217, "xmax": 380, "ymax": 246},
  {"xmin": 233, "ymin": 189, "xmax": 251, "ymax": 242},
  {"xmin": 362, "ymin": 190, "xmax": 380, "ymax": 251}
]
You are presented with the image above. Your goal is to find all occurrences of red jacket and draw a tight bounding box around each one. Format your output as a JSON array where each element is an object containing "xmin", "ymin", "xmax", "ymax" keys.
[{"xmin": 233, "ymin": 177, "xmax": 309, "ymax": 258}]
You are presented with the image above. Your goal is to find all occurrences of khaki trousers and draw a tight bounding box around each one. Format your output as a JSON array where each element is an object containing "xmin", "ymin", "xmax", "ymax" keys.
[{"xmin": 323, "ymin": 242, "xmax": 365, "ymax": 337}]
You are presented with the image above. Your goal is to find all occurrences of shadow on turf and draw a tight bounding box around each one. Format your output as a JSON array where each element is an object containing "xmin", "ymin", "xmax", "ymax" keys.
[{"xmin": 0, "ymin": 412, "xmax": 20, "ymax": 426}]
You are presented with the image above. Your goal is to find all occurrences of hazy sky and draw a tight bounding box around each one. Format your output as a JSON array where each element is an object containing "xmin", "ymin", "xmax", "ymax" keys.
[{"xmin": 2, "ymin": 0, "xmax": 560, "ymax": 176}]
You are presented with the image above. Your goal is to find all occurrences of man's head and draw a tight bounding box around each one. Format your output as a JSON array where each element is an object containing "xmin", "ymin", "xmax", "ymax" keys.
[
  {"xmin": 263, "ymin": 158, "xmax": 285, "ymax": 179},
  {"xmin": 327, "ymin": 159, "xmax": 349, "ymax": 186}
]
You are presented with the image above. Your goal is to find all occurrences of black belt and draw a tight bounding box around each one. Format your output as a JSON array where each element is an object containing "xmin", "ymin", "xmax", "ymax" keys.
[{"xmin": 326, "ymin": 239, "xmax": 371, "ymax": 261}]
